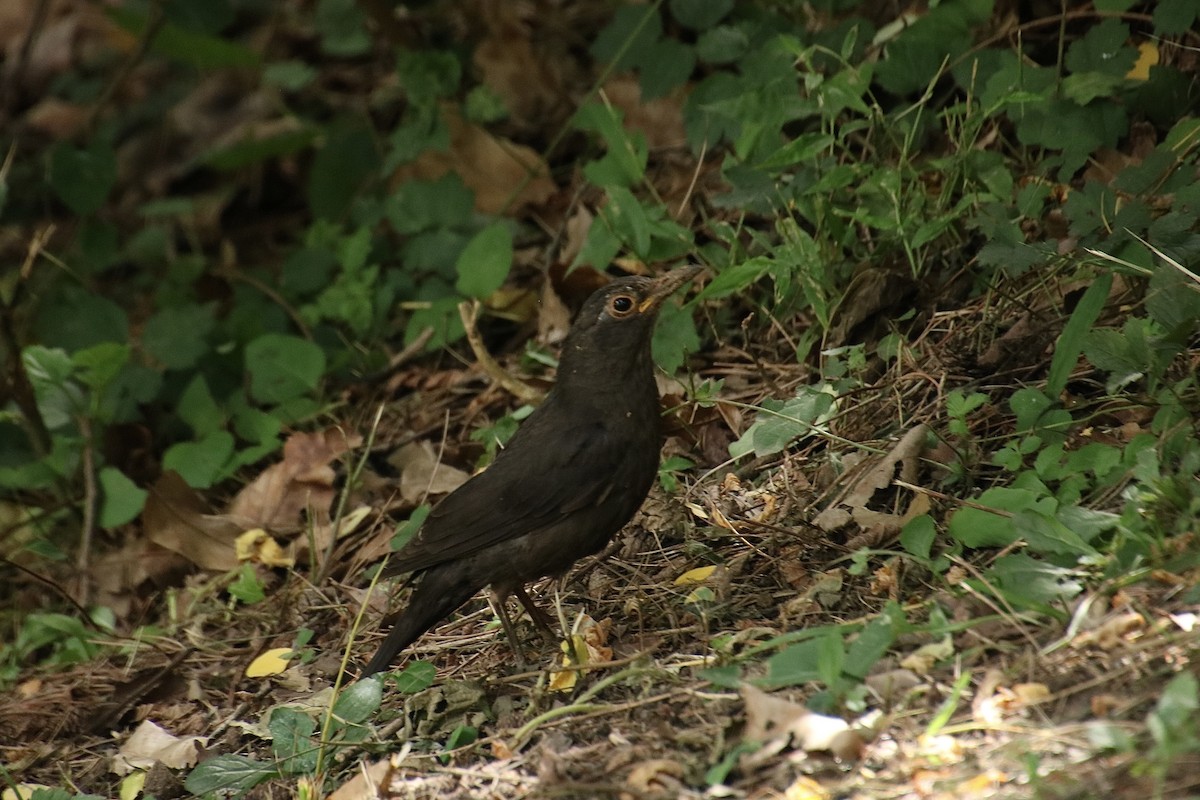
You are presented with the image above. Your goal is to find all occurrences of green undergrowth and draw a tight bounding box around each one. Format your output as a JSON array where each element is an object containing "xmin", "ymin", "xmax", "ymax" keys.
[{"xmin": 1, "ymin": 0, "xmax": 1199, "ymax": 796}]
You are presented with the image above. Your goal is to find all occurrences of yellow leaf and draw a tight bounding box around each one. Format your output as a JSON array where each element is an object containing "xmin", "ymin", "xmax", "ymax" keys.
[
  {"xmin": 246, "ymin": 647, "xmax": 294, "ymax": 677},
  {"xmin": 2, "ymin": 785, "xmax": 50, "ymax": 800},
  {"xmin": 548, "ymin": 667, "xmax": 578, "ymax": 693},
  {"xmin": 674, "ymin": 565, "xmax": 717, "ymax": 586},
  {"xmin": 1126, "ymin": 42, "xmax": 1159, "ymax": 81},
  {"xmin": 119, "ymin": 772, "xmax": 146, "ymax": 800},
  {"xmin": 235, "ymin": 528, "xmax": 294, "ymax": 567}
]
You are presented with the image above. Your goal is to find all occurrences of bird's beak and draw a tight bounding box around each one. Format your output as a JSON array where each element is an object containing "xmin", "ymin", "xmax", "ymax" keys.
[{"xmin": 638, "ymin": 265, "xmax": 704, "ymax": 313}]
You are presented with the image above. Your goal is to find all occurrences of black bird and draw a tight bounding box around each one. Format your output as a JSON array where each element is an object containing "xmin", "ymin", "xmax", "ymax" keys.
[{"xmin": 360, "ymin": 265, "xmax": 701, "ymax": 677}]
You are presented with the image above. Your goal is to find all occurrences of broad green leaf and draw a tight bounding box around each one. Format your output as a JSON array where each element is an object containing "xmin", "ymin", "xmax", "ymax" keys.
[
  {"xmin": 948, "ymin": 487, "xmax": 1055, "ymax": 548},
  {"xmin": 244, "ymin": 334, "xmax": 325, "ymax": 404},
  {"xmin": 142, "ymin": 304, "xmax": 214, "ymax": 370},
  {"xmin": 48, "ymin": 141, "xmax": 116, "ymax": 216},
  {"xmin": 163, "ymin": 431, "xmax": 235, "ymax": 489},
  {"xmin": 391, "ymin": 660, "xmax": 437, "ymax": 693},
  {"xmin": 98, "ymin": 467, "xmax": 147, "ymax": 528},
  {"xmin": 268, "ymin": 707, "xmax": 317, "ymax": 773},
  {"xmin": 900, "ymin": 514, "xmax": 936, "ymax": 560},
  {"xmin": 177, "ymin": 375, "xmax": 224, "ymax": 438},
  {"xmin": 334, "ymin": 677, "xmax": 383, "ymax": 723},
  {"xmin": 108, "ymin": 7, "xmax": 259, "ymax": 68},
  {"xmin": 764, "ymin": 638, "xmax": 822, "ymax": 688},
  {"xmin": 185, "ymin": 754, "xmax": 277, "ymax": 794},
  {"xmin": 455, "ymin": 222, "xmax": 513, "ymax": 299},
  {"xmin": 670, "ymin": 0, "xmax": 733, "ymax": 30}
]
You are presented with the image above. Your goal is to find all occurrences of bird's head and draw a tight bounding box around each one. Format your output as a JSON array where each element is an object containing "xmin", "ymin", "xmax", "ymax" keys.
[{"xmin": 558, "ymin": 265, "xmax": 702, "ymax": 380}]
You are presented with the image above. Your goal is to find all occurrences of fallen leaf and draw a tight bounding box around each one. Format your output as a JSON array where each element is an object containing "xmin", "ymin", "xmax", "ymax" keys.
[
  {"xmin": 246, "ymin": 648, "xmax": 294, "ymax": 678},
  {"xmin": 674, "ymin": 565, "xmax": 717, "ymax": 585},
  {"xmin": 1126, "ymin": 42, "xmax": 1158, "ymax": 81},
  {"xmin": 741, "ymin": 684, "xmax": 863, "ymax": 763},
  {"xmin": 235, "ymin": 528, "xmax": 294, "ymax": 567},
  {"xmin": 391, "ymin": 440, "xmax": 471, "ymax": 504},
  {"xmin": 142, "ymin": 472, "xmax": 241, "ymax": 571},
  {"xmin": 111, "ymin": 720, "xmax": 205, "ymax": 774},
  {"xmin": 227, "ymin": 428, "xmax": 361, "ymax": 532},
  {"xmin": 392, "ymin": 105, "xmax": 556, "ymax": 215}
]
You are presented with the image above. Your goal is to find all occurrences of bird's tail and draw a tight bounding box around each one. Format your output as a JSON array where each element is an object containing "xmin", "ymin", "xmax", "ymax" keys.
[{"xmin": 359, "ymin": 563, "xmax": 480, "ymax": 678}]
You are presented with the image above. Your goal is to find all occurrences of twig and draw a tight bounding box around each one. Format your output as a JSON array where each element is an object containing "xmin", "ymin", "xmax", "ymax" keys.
[
  {"xmin": 75, "ymin": 416, "xmax": 96, "ymax": 606},
  {"xmin": 457, "ymin": 300, "xmax": 542, "ymax": 405}
]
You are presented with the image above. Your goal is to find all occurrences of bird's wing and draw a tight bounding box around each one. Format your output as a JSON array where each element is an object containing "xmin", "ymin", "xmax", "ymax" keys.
[{"xmin": 381, "ymin": 414, "xmax": 627, "ymax": 575}]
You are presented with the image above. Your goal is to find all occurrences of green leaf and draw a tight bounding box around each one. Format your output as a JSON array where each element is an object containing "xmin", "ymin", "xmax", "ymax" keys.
[
  {"xmin": 764, "ymin": 638, "xmax": 822, "ymax": 688},
  {"xmin": 309, "ymin": 121, "xmax": 380, "ymax": 220},
  {"xmin": 900, "ymin": 514, "xmax": 936, "ymax": 560},
  {"xmin": 729, "ymin": 387, "xmax": 835, "ymax": 459},
  {"xmin": 638, "ymin": 38, "xmax": 695, "ymax": 100},
  {"xmin": 695, "ymin": 25, "xmax": 749, "ymax": 64},
  {"xmin": 1146, "ymin": 265, "xmax": 1200, "ymax": 335},
  {"xmin": 670, "ymin": 0, "xmax": 733, "ymax": 30},
  {"xmin": 443, "ymin": 723, "xmax": 478, "ymax": 753},
  {"xmin": 1046, "ymin": 273, "xmax": 1111, "ymax": 397},
  {"xmin": 989, "ymin": 553, "xmax": 1083, "ymax": 607},
  {"xmin": 98, "ymin": 467, "xmax": 147, "ymax": 528},
  {"xmin": 591, "ymin": 4, "xmax": 662, "ymax": 72},
  {"xmin": 203, "ymin": 127, "xmax": 319, "ymax": 171},
  {"xmin": 315, "ymin": 0, "xmax": 370, "ymax": 56},
  {"xmin": 575, "ymin": 104, "xmax": 648, "ymax": 188},
  {"xmin": 816, "ymin": 630, "xmax": 845, "ymax": 688},
  {"xmin": 844, "ymin": 615, "xmax": 896, "ymax": 680},
  {"xmin": 72, "ymin": 342, "xmax": 130, "ymax": 392},
  {"xmin": 396, "ymin": 48, "xmax": 462, "ymax": 103},
  {"xmin": 244, "ymin": 334, "xmax": 326, "ymax": 404},
  {"xmin": 391, "ymin": 660, "xmax": 437, "ymax": 693},
  {"xmin": 1153, "ymin": 0, "xmax": 1199, "ymax": 35},
  {"xmin": 695, "ymin": 257, "xmax": 772, "ymax": 301},
  {"xmin": 1011, "ymin": 509, "xmax": 1097, "ymax": 557},
  {"xmin": 142, "ymin": 304, "xmax": 214, "ymax": 370},
  {"xmin": 651, "ymin": 298, "xmax": 700, "ymax": 375},
  {"xmin": 178, "ymin": 375, "xmax": 225, "ymax": 437},
  {"xmin": 163, "ymin": 431, "xmax": 235, "ymax": 489},
  {"xmin": 263, "ymin": 60, "xmax": 317, "ymax": 90},
  {"xmin": 48, "ymin": 141, "xmax": 117, "ymax": 216},
  {"xmin": 229, "ymin": 563, "xmax": 265, "ymax": 604},
  {"xmin": 1064, "ymin": 19, "xmax": 1135, "ymax": 77},
  {"xmin": 1010, "ymin": 387, "xmax": 1053, "ymax": 431},
  {"xmin": 948, "ymin": 487, "xmax": 1055, "ymax": 548},
  {"xmin": 334, "ymin": 677, "xmax": 383, "ymax": 723},
  {"xmin": 387, "ymin": 173, "xmax": 475, "ymax": 234},
  {"xmin": 107, "ymin": 6, "xmax": 257, "ymax": 67},
  {"xmin": 185, "ymin": 754, "xmax": 277, "ymax": 795},
  {"xmin": 755, "ymin": 133, "xmax": 835, "ymax": 171},
  {"xmin": 455, "ymin": 222, "xmax": 513, "ymax": 299},
  {"xmin": 268, "ymin": 707, "xmax": 318, "ymax": 773},
  {"xmin": 391, "ymin": 504, "xmax": 431, "ymax": 552}
]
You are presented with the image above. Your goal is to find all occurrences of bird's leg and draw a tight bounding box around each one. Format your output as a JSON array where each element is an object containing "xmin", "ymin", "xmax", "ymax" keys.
[
  {"xmin": 512, "ymin": 584, "xmax": 555, "ymax": 640},
  {"xmin": 488, "ymin": 586, "xmax": 528, "ymax": 669}
]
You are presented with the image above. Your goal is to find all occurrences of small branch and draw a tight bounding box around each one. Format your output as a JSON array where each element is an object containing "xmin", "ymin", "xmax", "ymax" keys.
[{"xmin": 457, "ymin": 300, "xmax": 543, "ymax": 406}]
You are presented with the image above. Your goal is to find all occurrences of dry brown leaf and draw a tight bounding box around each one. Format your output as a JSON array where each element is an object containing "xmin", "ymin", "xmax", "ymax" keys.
[
  {"xmin": 602, "ymin": 76, "xmax": 688, "ymax": 150},
  {"xmin": 622, "ymin": 759, "xmax": 685, "ymax": 799},
  {"xmin": 392, "ymin": 105, "xmax": 556, "ymax": 215},
  {"xmin": 813, "ymin": 424, "xmax": 928, "ymax": 535},
  {"xmin": 390, "ymin": 440, "xmax": 471, "ymax": 504},
  {"xmin": 226, "ymin": 428, "xmax": 361, "ymax": 531},
  {"xmin": 1072, "ymin": 611, "xmax": 1146, "ymax": 649},
  {"xmin": 327, "ymin": 757, "xmax": 394, "ymax": 800},
  {"xmin": 142, "ymin": 472, "xmax": 241, "ymax": 571},
  {"xmin": 740, "ymin": 685, "xmax": 863, "ymax": 764}
]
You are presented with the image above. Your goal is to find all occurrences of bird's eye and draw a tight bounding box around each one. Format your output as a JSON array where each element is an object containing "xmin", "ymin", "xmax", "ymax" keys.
[{"xmin": 608, "ymin": 294, "xmax": 636, "ymax": 317}]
